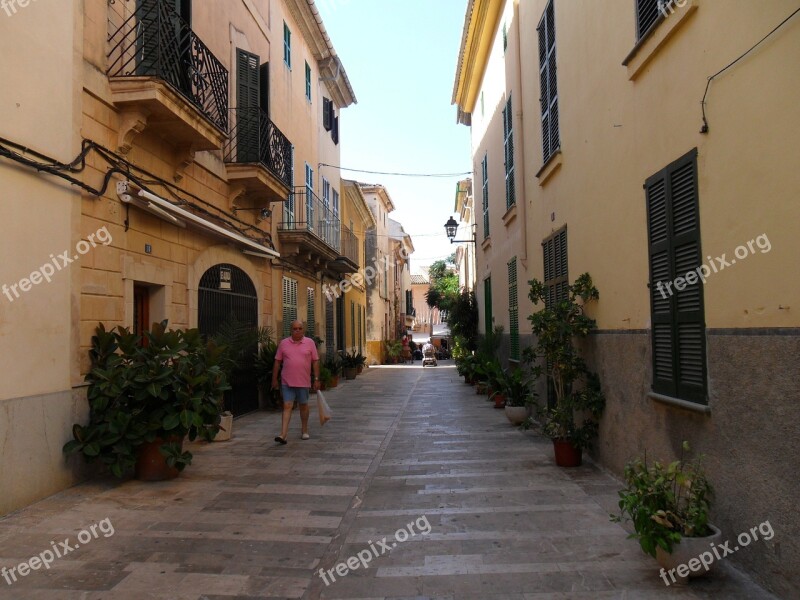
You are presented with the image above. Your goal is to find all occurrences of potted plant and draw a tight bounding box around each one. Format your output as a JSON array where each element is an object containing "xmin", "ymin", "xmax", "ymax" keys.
[
  {"xmin": 482, "ymin": 361, "xmax": 505, "ymax": 406},
  {"xmin": 63, "ymin": 321, "xmax": 230, "ymax": 480},
  {"xmin": 355, "ymin": 352, "xmax": 367, "ymax": 374},
  {"xmin": 525, "ymin": 273, "xmax": 605, "ymax": 467},
  {"xmin": 500, "ymin": 368, "xmax": 535, "ymax": 424},
  {"xmin": 323, "ymin": 356, "xmax": 342, "ymax": 388},
  {"xmin": 319, "ymin": 365, "xmax": 333, "ymax": 391},
  {"xmin": 611, "ymin": 442, "xmax": 719, "ymax": 584},
  {"xmin": 342, "ymin": 350, "xmax": 360, "ymax": 380},
  {"xmin": 384, "ymin": 339, "xmax": 403, "ymax": 364},
  {"xmin": 254, "ymin": 330, "xmax": 280, "ymax": 408},
  {"xmin": 212, "ymin": 319, "xmax": 267, "ymax": 441}
]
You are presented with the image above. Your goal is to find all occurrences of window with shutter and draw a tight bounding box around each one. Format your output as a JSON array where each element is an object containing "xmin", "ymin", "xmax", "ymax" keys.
[
  {"xmin": 350, "ymin": 301, "xmax": 356, "ymax": 349},
  {"xmin": 305, "ymin": 163, "xmax": 314, "ymax": 232},
  {"xmin": 307, "ymin": 288, "xmax": 316, "ymax": 337},
  {"xmin": 283, "ymin": 22, "xmax": 292, "ymax": 68},
  {"xmin": 236, "ymin": 48, "xmax": 260, "ymax": 163},
  {"xmin": 484, "ymin": 277, "xmax": 493, "ymax": 329},
  {"xmin": 358, "ymin": 305, "xmax": 363, "ymax": 354},
  {"xmin": 323, "ymin": 98, "xmax": 333, "ymax": 131},
  {"xmin": 542, "ymin": 226, "xmax": 568, "ymax": 308},
  {"xmin": 325, "ymin": 297, "xmax": 335, "ymax": 359},
  {"xmin": 282, "ymin": 277, "xmax": 298, "ymax": 338},
  {"xmin": 538, "ymin": 0, "xmax": 560, "ymax": 163},
  {"xmin": 481, "ymin": 154, "xmax": 489, "ymax": 238},
  {"xmin": 285, "ymin": 146, "xmax": 295, "ymax": 225},
  {"xmin": 332, "ymin": 116, "xmax": 340, "ymax": 145},
  {"xmin": 503, "ymin": 96, "xmax": 515, "ymax": 209},
  {"xmin": 508, "ymin": 258, "xmax": 519, "ymax": 360},
  {"xmin": 305, "ymin": 61, "xmax": 312, "ymax": 102},
  {"xmin": 646, "ymin": 148, "xmax": 707, "ymax": 404}
]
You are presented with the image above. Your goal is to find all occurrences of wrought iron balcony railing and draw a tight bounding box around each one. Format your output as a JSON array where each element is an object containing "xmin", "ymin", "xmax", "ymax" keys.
[
  {"xmin": 340, "ymin": 224, "xmax": 359, "ymax": 265},
  {"xmin": 281, "ymin": 187, "xmax": 342, "ymax": 254},
  {"xmin": 224, "ymin": 107, "xmax": 293, "ymax": 189},
  {"xmin": 107, "ymin": 0, "xmax": 228, "ymax": 132}
]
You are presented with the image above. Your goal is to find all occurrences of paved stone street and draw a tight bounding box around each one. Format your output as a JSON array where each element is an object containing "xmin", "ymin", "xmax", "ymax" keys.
[{"xmin": 0, "ymin": 364, "xmax": 778, "ymax": 599}]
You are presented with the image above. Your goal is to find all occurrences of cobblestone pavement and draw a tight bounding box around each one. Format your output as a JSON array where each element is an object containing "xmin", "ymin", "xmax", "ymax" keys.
[{"xmin": 0, "ymin": 363, "xmax": 780, "ymax": 599}]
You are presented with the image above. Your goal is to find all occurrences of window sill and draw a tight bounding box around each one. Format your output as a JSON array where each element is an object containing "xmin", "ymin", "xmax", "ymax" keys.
[
  {"xmin": 481, "ymin": 236, "xmax": 492, "ymax": 252},
  {"xmin": 622, "ymin": 0, "xmax": 700, "ymax": 81},
  {"xmin": 502, "ymin": 203, "xmax": 517, "ymax": 227},
  {"xmin": 536, "ymin": 150, "xmax": 562, "ymax": 186},
  {"xmin": 648, "ymin": 391, "xmax": 710, "ymax": 414}
]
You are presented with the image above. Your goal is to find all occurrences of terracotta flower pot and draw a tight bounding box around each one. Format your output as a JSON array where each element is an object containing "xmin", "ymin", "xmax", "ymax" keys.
[
  {"xmin": 344, "ymin": 367, "xmax": 357, "ymax": 380},
  {"xmin": 135, "ymin": 437, "xmax": 182, "ymax": 481},
  {"xmin": 330, "ymin": 376, "xmax": 339, "ymax": 388},
  {"xmin": 552, "ymin": 439, "xmax": 582, "ymax": 467},
  {"xmin": 357, "ymin": 365, "xmax": 364, "ymax": 374},
  {"xmin": 493, "ymin": 394, "xmax": 507, "ymax": 409}
]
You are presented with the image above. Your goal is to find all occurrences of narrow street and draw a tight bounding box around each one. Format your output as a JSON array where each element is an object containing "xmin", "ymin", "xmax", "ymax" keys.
[{"xmin": 0, "ymin": 365, "xmax": 776, "ymax": 599}]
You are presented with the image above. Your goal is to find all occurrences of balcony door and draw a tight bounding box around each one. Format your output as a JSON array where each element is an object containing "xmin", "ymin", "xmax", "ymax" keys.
[
  {"xmin": 236, "ymin": 48, "xmax": 260, "ymax": 163},
  {"xmin": 136, "ymin": 0, "xmax": 192, "ymax": 94}
]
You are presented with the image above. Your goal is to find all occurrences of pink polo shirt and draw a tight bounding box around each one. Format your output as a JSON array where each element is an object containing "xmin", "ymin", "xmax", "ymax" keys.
[{"xmin": 275, "ymin": 336, "xmax": 319, "ymax": 388}]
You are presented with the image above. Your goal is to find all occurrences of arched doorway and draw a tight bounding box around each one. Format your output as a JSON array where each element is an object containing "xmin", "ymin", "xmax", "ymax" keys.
[{"xmin": 198, "ymin": 264, "xmax": 259, "ymax": 416}]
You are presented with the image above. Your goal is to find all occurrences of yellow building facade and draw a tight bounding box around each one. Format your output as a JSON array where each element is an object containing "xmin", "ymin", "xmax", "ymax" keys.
[
  {"xmin": 0, "ymin": 0, "xmax": 355, "ymax": 516},
  {"xmin": 454, "ymin": 0, "xmax": 800, "ymax": 593}
]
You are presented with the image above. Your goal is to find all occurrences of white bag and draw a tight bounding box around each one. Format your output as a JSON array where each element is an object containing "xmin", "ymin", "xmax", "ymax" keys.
[{"xmin": 317, "ymin": 390, "xmax": 332, "ymax": 426}]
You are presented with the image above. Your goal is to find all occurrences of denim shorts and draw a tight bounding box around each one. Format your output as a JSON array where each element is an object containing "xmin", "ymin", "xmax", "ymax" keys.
[{"xmin": 281, "ymin": 385, "xmax": 310, "ymax": 404}]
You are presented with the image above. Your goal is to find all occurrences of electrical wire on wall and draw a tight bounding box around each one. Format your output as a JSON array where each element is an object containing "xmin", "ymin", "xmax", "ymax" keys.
[
  {"xmin": 0, "ymin": 137, "xmax": 276, "ymax": 250},
  {"xmin": 700, "ymin": 7, "xmax": 800, "ymax": 133}
]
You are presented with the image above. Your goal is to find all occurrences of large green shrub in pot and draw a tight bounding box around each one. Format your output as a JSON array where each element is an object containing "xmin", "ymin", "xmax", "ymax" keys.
[
  {"xmin": 524, "ymin": 273, "xmax": 605, "ymax": 451},
  {"xmin": 63, "ymin": 321, "xmax": 230, "ymax": 477}
]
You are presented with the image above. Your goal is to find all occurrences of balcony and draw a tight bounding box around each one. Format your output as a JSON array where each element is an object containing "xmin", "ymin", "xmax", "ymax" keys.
[
  {"xmin": 107, "ymin": 0, "xmax": 229, "ymax": 153},
  {"xmin": 224, "ymin": 107, "xmax": 293, "ymax": 203},
  {"xmin": 278, "ymin": 188, "xmax": 359, "ymax": 274}
]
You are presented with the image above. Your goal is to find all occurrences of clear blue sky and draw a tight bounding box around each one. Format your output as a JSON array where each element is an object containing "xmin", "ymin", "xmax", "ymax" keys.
[{"xmin": 316, "ymin": 0, "xmax": 472, "ymax": 270}]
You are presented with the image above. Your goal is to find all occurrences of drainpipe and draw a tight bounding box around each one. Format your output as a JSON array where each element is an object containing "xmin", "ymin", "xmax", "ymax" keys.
[{"xmin": 513, "ymin": 1, "xmax": 529, "ymax": 269}]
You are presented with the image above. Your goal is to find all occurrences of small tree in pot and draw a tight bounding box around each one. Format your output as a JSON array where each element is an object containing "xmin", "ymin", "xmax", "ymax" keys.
[
  {"xmin": 524, "ymin": 273, "xmax": 605, "ymax": 467},
  {"xmin": 63, "ymin": 321, "xmax": 230, "ymax": 479}
]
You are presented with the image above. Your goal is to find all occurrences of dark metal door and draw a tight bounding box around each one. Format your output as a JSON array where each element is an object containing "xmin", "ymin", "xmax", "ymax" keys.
[{"xmin": 198, "ymin": 264, "xmax": 259, "ymax": 416}]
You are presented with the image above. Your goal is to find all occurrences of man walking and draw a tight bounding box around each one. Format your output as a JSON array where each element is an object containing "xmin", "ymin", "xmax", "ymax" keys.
[{"xmin": 271, "ymin": 320, "xmax": 320, "ymax": 444}]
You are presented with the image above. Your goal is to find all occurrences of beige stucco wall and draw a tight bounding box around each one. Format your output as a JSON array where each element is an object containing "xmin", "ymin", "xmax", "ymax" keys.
[
  {"xmin": 0, "ymin": 0, "xmax": 88, "ymax": 515},
  {"xmin": 470, "ymin": 0, "xmax": 532, "ymax": 351},
  {"xmin": 517, "ymin": 0, "xmax": 799, "ymax": 331},
  {"xmin": 459, "ymin": 0, "xmax": 800, "ymax": 594}
]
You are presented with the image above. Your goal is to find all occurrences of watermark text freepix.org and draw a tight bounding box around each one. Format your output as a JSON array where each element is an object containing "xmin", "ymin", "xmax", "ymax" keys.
[
  {"xmin": 656, "ymin": 233, "xmax": 771, "ymax": 300},
  {"xmin": 2, "ymin": 226, "xmax": 112, "ymax": 303},
  {"xmin": 660, "ymin": 519, "xmax": 774, "ymax": 586},
  {"xmin": 1, "ymin": 518, "xmax": 115, "ymax": 585},
  {"xmin": 323, "ymin": 245, "xmax": 411, "ymax": 302},
  {"xmin": 1, "ymin": 0, "xmax": 39, "ymax": 17},
  {"xmin": 318, "ymin": 515, "xmax": 431, "ymax": 586}
]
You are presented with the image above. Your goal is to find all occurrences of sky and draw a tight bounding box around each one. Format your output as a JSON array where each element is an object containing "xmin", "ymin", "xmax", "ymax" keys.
[{"xmin": 315, "ymin": 0, "xmax": 472, "ymax": 271}]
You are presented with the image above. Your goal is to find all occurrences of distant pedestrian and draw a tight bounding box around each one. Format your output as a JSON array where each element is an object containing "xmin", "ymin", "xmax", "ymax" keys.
[{"xmin": 272, "ymin": 320, "xmax": 320, "ymax": 444}]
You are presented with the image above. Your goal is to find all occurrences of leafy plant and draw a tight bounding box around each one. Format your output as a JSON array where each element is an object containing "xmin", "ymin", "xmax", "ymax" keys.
[
  {"xmin": 384, "ymin": 339, "xmax": 403, "ymax": 360},
  {"xmin": 497, "ymin": 368, "xmax": 536, "ymax": 407},
  {"xmin": 342, "ymin": 350, "xmax": 361, "ymax": 368},
  {"xmin": 447, "ymin": 290, "xmax": 479, "ymax": 350},
  {"xmin": 324, "ymin": 355, "xmax": 343, "ymax": 376},
  {"xmin": 319, "ymin": 366, "xmax": 333, "ymax": 388},
  {"xmin": 63, "ymin": 321, "xmax": 230, "ymax": 477},
  {"xmin": 524, "ymin": 273, "xmax": 605, "ymax": 450},
  {"xmin": 611, "ymin": 442, "xmax": 713, "ymax": 557},
  {"xmin": 254, "ymin": 329, "xmax": 280, "ymax": 406}
]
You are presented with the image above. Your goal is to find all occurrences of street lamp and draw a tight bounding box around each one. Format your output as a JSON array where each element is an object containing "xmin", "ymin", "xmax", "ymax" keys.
[{"xmin": 444, "ymin": 216, "xmax": 476, "ymax": 244}]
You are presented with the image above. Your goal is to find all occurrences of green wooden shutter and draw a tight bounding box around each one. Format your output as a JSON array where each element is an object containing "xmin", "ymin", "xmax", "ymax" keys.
[
  {"xmin": 283, "ymin": 22, "xmax": 291, "ymax": 68},
  {"xmin": 307, "ymin": 288, "xmax": 316, "ymax": 337},
  {"xmin": 646, "ymin": 148, "xmax": 707, "ymax": 403},
  {"xmin": 538, "ymin": 0, "xmax": 559, "ymax": 162},
  {"xmin": 484, "ymin": 277, "xmax": 493, "ymax": 330},
  {"xmin": 236, "ymin": 48, "xmax": 260, "ymax": 163},
  {"xmin": 504, "ymin": 96, "xmax": 515, "ymax": 209},
  {"xmin": 508, "ymin": 258, "xmax": 519, "ymax": 360},
  {"xmin": 481, "ymin": 155, "xmax": 489, "ymax": 238},
  {"xmin": 350, "ymin": 301, "xmax": 356, "ymax": 350},
  {"xmin": 543, "ymin": 226, "xmax": 568, "ymax": 308},
  {"xmin": 282, "ymin": 277, "xmax": 298, "ymax": 339}
]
